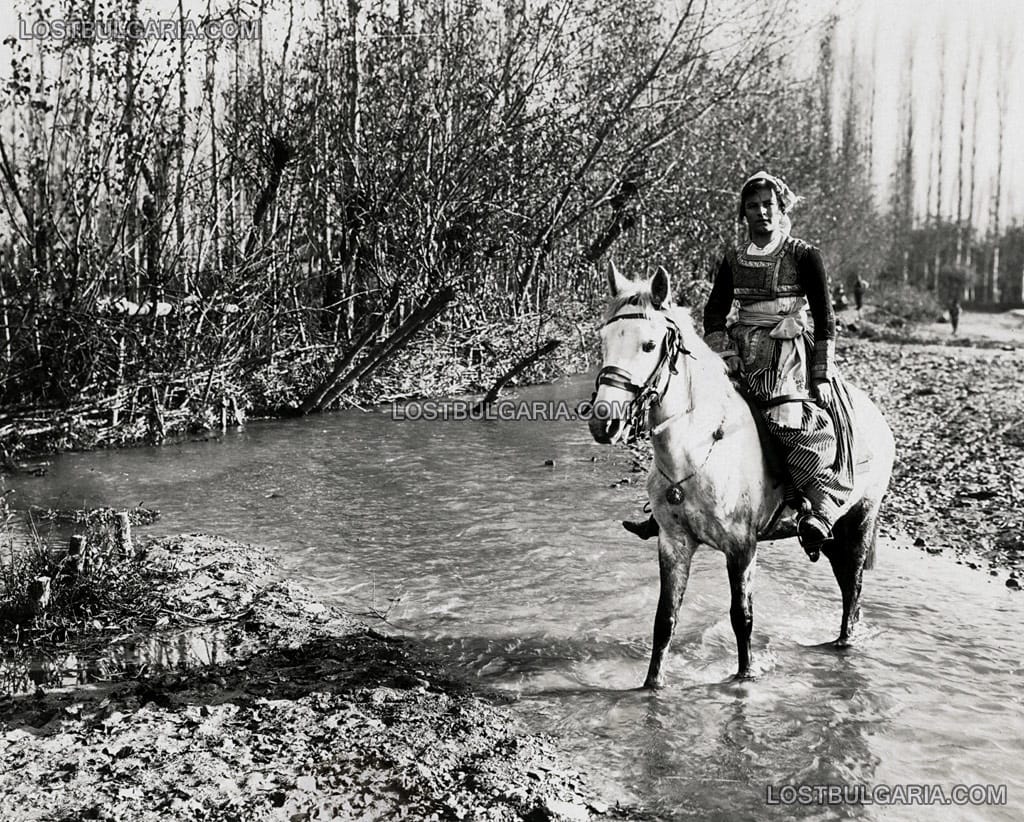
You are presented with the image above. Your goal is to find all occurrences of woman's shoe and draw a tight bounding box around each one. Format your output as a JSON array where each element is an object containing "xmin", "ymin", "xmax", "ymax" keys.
[
  {"xmin": 797, "ymin": 514, "xmax": 831, "ymax": 562},
  {"xmin": 623, "ymin": 515, "xmax": 660, "ymax": 540}
]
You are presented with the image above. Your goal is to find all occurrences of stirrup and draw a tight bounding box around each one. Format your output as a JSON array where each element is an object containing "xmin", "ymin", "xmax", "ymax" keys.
[{"xmin": 623, "ymin": 516, "xmax": 660, "ymax": 541}]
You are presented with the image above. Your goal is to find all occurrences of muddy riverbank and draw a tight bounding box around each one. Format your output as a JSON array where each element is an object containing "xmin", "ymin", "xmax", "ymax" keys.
[
  {"xmin": 1, "ymin": 310, "xmax": 1022, "ymax": 819},
  {"xmin": 0, "ymin": 535, "xmax": 643, "ymax": 821}
]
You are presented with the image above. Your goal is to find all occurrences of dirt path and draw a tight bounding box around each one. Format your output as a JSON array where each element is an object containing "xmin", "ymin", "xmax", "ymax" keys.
[{"xmin": 914, "ymin": 307, "xmax": 1024, "ymax": 346}]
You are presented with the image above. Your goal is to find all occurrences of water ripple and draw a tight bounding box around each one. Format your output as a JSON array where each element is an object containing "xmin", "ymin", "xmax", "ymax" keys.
[{"xmin": 13, "ymin": 376, "xmax": 1024, "ymax": 821}]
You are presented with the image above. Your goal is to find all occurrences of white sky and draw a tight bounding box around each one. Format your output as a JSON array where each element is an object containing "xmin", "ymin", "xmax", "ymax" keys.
[
  {"xmin": 1, "ymin": 0, "xmax": 1021, "ymax": 229},
  {"xmin": 832, "ymin": 0, "xmax": 1024, "ymax": 228}
]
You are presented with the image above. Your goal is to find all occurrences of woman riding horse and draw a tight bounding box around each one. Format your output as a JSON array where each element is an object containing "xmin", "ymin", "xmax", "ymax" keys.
[{"xmin": 625, "ymin": 171, "xmax": 855, "ymax": 561}]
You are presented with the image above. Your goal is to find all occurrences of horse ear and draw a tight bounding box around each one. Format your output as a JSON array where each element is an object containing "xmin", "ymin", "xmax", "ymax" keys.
[
  {"xmin": 651, "ymin": 266, "xmax": 671, "ymax": 308},
  {"xmin": 607, "ymin": 261, "xmax": 630, "ymax": 297}
]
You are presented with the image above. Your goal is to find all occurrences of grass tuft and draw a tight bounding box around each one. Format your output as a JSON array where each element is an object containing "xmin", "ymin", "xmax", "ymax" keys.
[{"xmin": 0, "ymin": 516, "xmax": 170, "ymax": 646}]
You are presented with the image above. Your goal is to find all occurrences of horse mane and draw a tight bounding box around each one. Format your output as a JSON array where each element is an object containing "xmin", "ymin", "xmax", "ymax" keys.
[
  {"xmin": 603, "ymin": 285, "xmax": 662, "ymax": 324},
  {"xmin": 664, "ymin": 303, "xmax": 734, "ymax": 412}
]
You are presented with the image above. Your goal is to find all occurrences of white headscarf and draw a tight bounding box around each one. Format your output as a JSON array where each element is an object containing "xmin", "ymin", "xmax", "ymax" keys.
[
  {"xmin": 741, "ymin": 171, "xmax": 799, "ymax": 213},
  {"xmin": 739, "ymin": 171, "xmax": 797, "ymax": 239}
]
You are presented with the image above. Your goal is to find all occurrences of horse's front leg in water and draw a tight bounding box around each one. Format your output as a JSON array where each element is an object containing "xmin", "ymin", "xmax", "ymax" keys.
[
  {"xmin": 643, "ymin": 535, "xmax": 695, "ymax": 689},
  {"xmin": 726, "ymin": 544, "xmax": 758, "ymax": 679}
]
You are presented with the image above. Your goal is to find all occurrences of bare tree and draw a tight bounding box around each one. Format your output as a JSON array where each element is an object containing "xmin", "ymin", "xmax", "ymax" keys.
[
  {"xmin": 954, "ymin": 39, "xmax": 971, "ymax": 274},
  {"xmin": 965, "ymin": 47, "xmax": 983, "ymax": 299},
  {"xmin": 990, "ymin": 32, "xmax": 1010, "ymax": 304},
  {"xmin": 931, "ymin": 26, "xmax": 947, "ymax": 291},
  {"xmin": 893, "ymin": 45, "xmax": 916, "ymax": 284}
]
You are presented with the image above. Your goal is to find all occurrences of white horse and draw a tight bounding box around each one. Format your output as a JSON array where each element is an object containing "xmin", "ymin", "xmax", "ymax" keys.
[{"xmin": 588, "ymin": 265, "xmax": 895, "ymax": 688}]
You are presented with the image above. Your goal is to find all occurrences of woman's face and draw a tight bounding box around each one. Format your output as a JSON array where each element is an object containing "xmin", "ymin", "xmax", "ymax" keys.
[{"xmin": 742, "ymin": 185, "xmax": 780, "ymax": 238}]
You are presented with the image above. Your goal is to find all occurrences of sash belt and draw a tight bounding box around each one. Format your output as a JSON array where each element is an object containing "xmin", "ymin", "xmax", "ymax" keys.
[
  {"xmin": 734, "ymin": 304, "xmax": 810, "ymax": 428},
  {"xmin": 736, "ymin": 306, "xmax": 809, "ymax": 339}
]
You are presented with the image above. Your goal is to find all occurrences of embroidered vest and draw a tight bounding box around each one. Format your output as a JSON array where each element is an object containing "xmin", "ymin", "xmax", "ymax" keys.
[{"xmin": 725, "ymin": 237, "xmax": 810, "ymax": 301}]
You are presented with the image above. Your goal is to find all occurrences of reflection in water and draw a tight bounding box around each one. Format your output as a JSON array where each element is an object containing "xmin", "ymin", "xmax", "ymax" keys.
[
  {"xmin": 1, "ymin": 626, "xmax": 235, "ymax": 695},
  {"xmin": 11, "ymin": 376, "xmax": 1024, "ymax": 821}
]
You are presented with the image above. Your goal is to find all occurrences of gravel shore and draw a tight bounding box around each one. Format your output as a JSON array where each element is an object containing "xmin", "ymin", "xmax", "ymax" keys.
[{"xmin": 837, "ymin": 331, "xmax": 1023, "ymax": 582}]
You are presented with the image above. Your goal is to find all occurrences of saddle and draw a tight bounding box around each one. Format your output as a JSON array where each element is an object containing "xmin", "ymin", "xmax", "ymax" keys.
[
  {"xmin": 734, "ymin": 381, "xmax": 875, "ymax": 541},
  {"xmin": 734, "ymin": 382, "xmax": 791, "ymax": 485}
]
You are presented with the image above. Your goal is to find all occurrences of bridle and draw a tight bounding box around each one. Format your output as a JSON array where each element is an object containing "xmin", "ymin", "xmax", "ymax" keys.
[
  {"xmin": 592, "ymin": 307, "xmax": 692, "ymax": 439},
  {"xmin": 594, "ymin": 305, "xmax": 727, "ymax": 505}
]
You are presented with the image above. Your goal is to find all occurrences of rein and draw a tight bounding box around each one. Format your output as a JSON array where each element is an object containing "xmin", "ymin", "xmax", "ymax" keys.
[{"xmin": 594, "ymin": 306, "xmax": 725, "ymax": 506}]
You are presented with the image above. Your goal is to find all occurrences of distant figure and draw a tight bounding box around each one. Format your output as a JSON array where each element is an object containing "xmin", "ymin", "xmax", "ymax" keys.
[
  {"xmin": 949, "ymin": 299, "xmax": 961, "ymax": 335},
  {"xmin": 854, "ymin": 277, "xmax": 868, "ymax": 311},
  {"xmin": 833, "ymin": 283, "xmax": 848, "ymax": 310}
]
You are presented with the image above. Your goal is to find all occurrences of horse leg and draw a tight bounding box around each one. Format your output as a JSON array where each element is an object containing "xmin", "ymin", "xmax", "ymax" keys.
[
  {"xmin": 643, "ymin": 536, "xmax": 695, "ymax": 689},
  {"xmin": 823, "ymin": 502, "xmax": 878, "ymax": 645},
  {"xmin": 726, "ymin": 545, "xmax": 757, "ymax": 678}
]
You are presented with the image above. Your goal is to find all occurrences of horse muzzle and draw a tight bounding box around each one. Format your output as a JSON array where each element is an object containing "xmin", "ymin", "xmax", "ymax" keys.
[
  {"xmin": 588, "ymin": 366, "xmax": 642, "ymax": 445},
  {"xmin": 588, "ymin": 412, "xmax": 630, "ymax": 445}
]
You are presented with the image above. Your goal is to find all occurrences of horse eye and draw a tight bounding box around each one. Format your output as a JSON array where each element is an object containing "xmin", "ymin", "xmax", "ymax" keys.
[{"xmin": 642, "ymin": 340, "xmax": 656, "ymax": 353}]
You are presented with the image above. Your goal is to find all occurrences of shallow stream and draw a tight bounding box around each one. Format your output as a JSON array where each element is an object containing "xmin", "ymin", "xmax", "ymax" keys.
[{"xmin": 11, "ymin": 376, "xmax": 1023, "ymax": 821}]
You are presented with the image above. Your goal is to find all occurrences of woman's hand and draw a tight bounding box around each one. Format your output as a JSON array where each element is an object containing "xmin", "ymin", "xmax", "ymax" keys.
[{"xmin": 812, "ymin": 380, "xmax": 833, "ymax": 408}]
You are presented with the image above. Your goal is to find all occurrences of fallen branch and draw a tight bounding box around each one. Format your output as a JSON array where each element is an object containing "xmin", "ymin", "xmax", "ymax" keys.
[
  {"xmin": 298, "ymin": 310, "xmax": 392, "ymax": 415},
  {"xmin": 473, "ymin": 338, "xmax": 562, "ymax": 411},
  {"xmin": 305, "ymin": 286, "xmax": 456, "ymax": 414}
]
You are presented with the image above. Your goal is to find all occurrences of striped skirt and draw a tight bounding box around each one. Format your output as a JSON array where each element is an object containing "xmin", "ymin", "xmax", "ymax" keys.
[{"xmin": 739, "ymin": 329, "xmax": 856, "ymax": 529}]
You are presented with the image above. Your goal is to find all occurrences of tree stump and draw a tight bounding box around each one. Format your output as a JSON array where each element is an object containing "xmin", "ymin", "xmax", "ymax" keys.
[
  {"xmin": 115, "ymin": 511, "xmax": 133, "ymax": 557},
  {"xmin": 68, "ymin": 534, "xmax": 88, "ymax": 577}
]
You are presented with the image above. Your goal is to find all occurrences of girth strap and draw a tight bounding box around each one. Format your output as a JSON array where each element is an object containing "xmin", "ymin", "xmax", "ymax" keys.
[{"xmin": 757, "ymin": 393, "xmax": 814, "ymax": 409}]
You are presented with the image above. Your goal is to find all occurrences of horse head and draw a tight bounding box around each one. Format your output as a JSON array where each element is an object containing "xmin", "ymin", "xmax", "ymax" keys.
[{"xmin": 588, "ymin": 262, "xmax": 692, "ymax": 444}]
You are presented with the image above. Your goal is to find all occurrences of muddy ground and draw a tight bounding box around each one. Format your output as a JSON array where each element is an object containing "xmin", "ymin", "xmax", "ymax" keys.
[
  {"xmin": 836, "ymin": 310, "xmax": 1024, "ymax": 582},
  {"xmin": 0, "ymin": 536, "xmax": 642, "ymax": 821}
]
